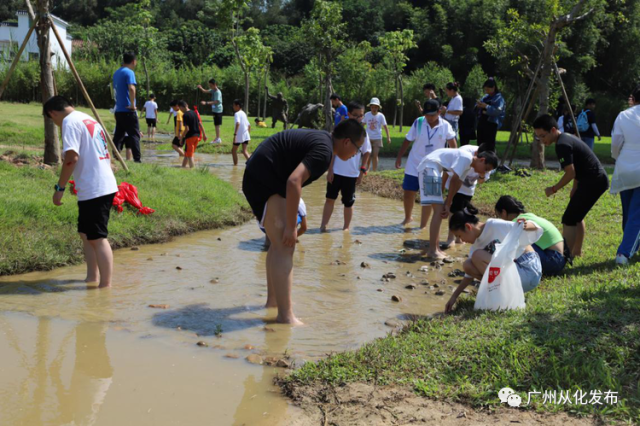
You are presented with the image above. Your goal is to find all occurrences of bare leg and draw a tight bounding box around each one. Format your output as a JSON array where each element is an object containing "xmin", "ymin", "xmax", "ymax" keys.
[
  {"xmin": 420, "ymin": 205, "xmax": 433, "ymax": 229},
  {"xmin": 371, "ymin": 145, "xmax": 380, "ymax": 171},
  {"xmin": 151, "ymin": 126, "xmax": 156, "ymax": 142},
  {"xmin": 81, "ymin": 233, "xmax": 99, "ymax": 283},
  {"xmin": 188, "ymin": 156, "xmax": 195, "ymax": 168},
  {"xmin": 265, "ymin": 247, "xmax": 277, "ymax": 308},
  {"xmin": 126, "ymin": 148, "xmax": 133, "ymax": 161},
  {"xmin": 231, "ymin": 145, "xmax": 239, "ymax": 166},
  {"xmin": 181, "ymin": 156, "xmax": 189, "ymax": 168},
  {"xmin": 426, "ymin": 204, "xmax": 446, "ymax": 259},
  {"xmin": 403, "ymin": 190, "xmax": 416, "ymax": 225},
  {"xmin": 87, "ymin": 238, "xmax": 113, "ymax": 288},
  {"xmin": 463, "ymin": 258, "xmax": 483, "ymax": 280},
  {"xmin": 564, "ymin": 221, "xmax": 585, "ymax": 257},
  {"xmin": 343, "ymin": 206, "xmax": 353, "ymax": 231},
  {"xmin": 471, "ymin": 250, "xmax": 492, "ymax": 277},
  {"xmin": 241, "ymin": 144, "xmax": 251, "ymax": 161},
  {"xmin": 263, "ymin": 195, "xmax": 302, "ymax": 325},
  {"xmin": 172, "ymin": 145, "xmax": 185, "ymax": 157},
  {"xmin": 215, "ymin": 125, "xmax": 221, "ymax": 141},
  {"xmin": 320, "ymin": 198, "xmax": 336, "ymax": 232}
]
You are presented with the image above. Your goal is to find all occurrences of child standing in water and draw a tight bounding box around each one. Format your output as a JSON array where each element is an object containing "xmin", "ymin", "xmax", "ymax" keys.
[
  {"xmin": 178, "ymin": 100, "xmax": 207, "ymax": 168},
  {"xmin": 169, "ymin": 100, "xmax": 185, "ymax": 157},
  {"xmin": 142, "ymin": 93, "xmax": 158, "ymax": 142},
  {"xmin": 444, "ymin": 207, "xmax": 543, "ymax": 314},
  {"xmin": 232, "ymin": 99, "xmax": 251, "ymax": 165},
  {"xmin": 362, "ymin": 97, "xmax": 390, "ymax": 171},
  {"xmin": 242, "ymin": 120, "xmax": 366, "ymax": 324}
]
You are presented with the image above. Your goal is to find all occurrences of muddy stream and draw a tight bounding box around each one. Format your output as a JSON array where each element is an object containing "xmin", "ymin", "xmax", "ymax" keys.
[{"xmin": 0, "ymin": 145, "xmax": 469, "ymax": 426}]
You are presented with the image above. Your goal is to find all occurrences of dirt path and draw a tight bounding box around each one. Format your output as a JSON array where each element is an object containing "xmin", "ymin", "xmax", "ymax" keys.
[{"xmin": 283, "ymin": 383, "xmax": 605, "ymax": 426}]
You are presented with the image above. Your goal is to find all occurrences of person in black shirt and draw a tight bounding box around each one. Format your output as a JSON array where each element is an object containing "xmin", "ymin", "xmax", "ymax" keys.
[
  {"xmin": 178, "ymin": 100, "xmax": 206, "ymax": 168},
  {"xmin": 533, "ymin": 114, "xmax": 609, "ymax": 258},
  {"xmin": 243, "ymin": 120, "xmax": 366, "ymax": 325},
  {"xmin": 458, "ymin": 97, "xmax": 477, "ymax": 146}
]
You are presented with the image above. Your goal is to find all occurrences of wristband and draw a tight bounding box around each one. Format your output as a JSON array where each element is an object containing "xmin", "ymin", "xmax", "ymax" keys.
[
  {"xmin": 54, "ymin": 184, "xmax": 65, "ymax": 192},
  {"xmin": 360, "ymin": 167, "xmax": 367, "ymax": 175}
]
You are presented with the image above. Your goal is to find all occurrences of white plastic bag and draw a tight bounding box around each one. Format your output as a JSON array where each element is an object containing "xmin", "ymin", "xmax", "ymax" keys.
[
  {"xmin": 417, "ymin": 160, "xmax": 444, "ymax": 206},
  {"xmin": 474, "ymin": 222, "xmax": 527, "ymax": 311}
]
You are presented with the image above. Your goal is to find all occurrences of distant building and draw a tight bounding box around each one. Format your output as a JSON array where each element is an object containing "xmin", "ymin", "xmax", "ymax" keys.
[{"xmin": 0, "ymin": 10, "xmax": 73, "ymax": 69}]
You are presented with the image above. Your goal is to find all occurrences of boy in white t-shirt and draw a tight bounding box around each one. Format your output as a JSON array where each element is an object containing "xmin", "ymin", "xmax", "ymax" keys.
[
  {"xmin": 320, "ymin": 102, "xmax": 372, "ymax": 232},
  {"xmin": 395, "ymin": 99, "xmax": 457, "ymax": 230},
  {"xmin": 232, "ymin": 99, "xmax": 251, "ymax": 166},
  {"xmin": 416, "ymin": 148, "xmax": 498, "ymax": 259},
  {"xmin": 45, "ymin": 96, "xmax": 119, "ymax": 288},
  {"xmin": 141, "ymin": 94, "xmax": 158, "ymax": 142},
  {"xmin": 363, "ymin": 97, "xmax": 391, "ymax": 171}
]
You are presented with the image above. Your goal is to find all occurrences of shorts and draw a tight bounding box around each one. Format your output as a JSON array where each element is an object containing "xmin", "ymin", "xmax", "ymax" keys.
[
  {"xmin": 444, "ymin": 118, "xmax": 459, "ymax": 133},
  {"xmin": 243, "ymin": 168, "xmax": 276, "ymax": 222},
  {"xmin": 450, "ymin": 193, "xmax": 473, "ymax": 214},
  {"xmin": 213, "ymin": 112, "xmax": 223, "ymax": 126},
  {"xmin": 418, "ymin": 164, "xmax": 444, "ymax": 205},
  {"xmin": 233, "ymin": 140, "xmax": 249, "ymax": 146},
  {"xmin": 514, "ymin": 251, "xmax": 542, "ymax": 293},
  {"xmin": 562, "ymin": 175, "xmax": 608, "ymax": 226},
  {"xmin": 370, "ymin": 139, "xmax": 383, "ymax": 148},
  {"xmin": 172, "ymin": 136, "xmax": 184, "ymax": 148},
  {"xmin": 532, "ymin": 244, "xmax": 567, "ymax": 276},
  {"xmin": 402, "ymin": 173, "xmax": 419, "ymax": 192},
  {"xmin": 146, "ymin": 118, "xmax": 157, "ymax": 127},
  {"xmin": 185, "ymin": 136, "xmax": 200, "ymax": 158},
  {"xmin": 326, "ymin": 174, "xmax": 357, "ymax": 207},
  {"xmin": 78, "ymin": 193, "xmax": 117, "ymax": 240}
]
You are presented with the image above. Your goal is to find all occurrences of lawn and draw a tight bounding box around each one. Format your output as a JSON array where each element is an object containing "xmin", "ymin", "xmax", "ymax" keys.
[
  {"xmin": 0, "ymin": 157, "xmax": 250, "ymax": 275},
  {"xmin": 282, "ymin": 169, "xmax": 640, "ymax": 422},
  {"xmin": 1, "ymin": 102, "xmax": 614, "ymax": 163}
]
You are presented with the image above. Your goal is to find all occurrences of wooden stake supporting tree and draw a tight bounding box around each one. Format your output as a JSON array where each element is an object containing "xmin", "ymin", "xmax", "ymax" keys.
[{"xmin": 0, "ymin": 3, "xmax": 128, "ymax": 172}]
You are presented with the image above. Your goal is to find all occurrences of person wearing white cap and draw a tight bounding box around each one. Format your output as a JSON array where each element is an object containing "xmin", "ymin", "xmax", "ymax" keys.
[{"xmin": 363, "ymin": 97, "xmax": 391, "ymax": 171}]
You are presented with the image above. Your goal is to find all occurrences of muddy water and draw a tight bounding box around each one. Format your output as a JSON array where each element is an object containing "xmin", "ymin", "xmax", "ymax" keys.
[{"xmin": 0, "ymin": 148, "xmax": 469, "ymax": 426}]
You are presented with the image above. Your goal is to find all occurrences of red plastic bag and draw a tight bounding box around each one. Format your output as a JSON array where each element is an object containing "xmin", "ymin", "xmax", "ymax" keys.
[
  {"xmin": 68, "ymin": 180, "xmax": 78, "ymax": 195},
  {"xmin": 112, "ymin": 182, "xmax": 155, "ymax": 215}
]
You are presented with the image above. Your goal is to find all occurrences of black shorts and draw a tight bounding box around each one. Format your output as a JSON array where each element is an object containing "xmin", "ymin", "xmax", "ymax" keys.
[
  {"xmin": 172, "ymin": 136, "xmax": 184, "ymax": 147},
  {"xmin": 243, "ymin": 169, "xmax": 276, "ymax": 222},
  {"xmin": 146, "ymin": 118, "xmax": 157, "ymax": 127},
  {"xmin": 326, "ymin": 174, "xmax": 357, "ymax": 207},
  {"xmin": 78, "ymin": 193, "xmax": 116, "ymax": 240},
  {"xmin": 562, "ymin": 175, "xmax": 609, "ymax": 226},
  {"xmin": 450, "ymin": 193, "xmax": 473, "ymax": 214},
  {"xmin": 213, "ymin": 112, "xmax": 223, "ymax": 126},
  {"xmin": 233, "ymin": 140, "xmax": 249, "ymax": 146}
]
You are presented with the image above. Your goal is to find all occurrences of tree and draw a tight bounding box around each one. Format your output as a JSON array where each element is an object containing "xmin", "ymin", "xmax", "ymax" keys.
[
  {"xmin": 234, "ymin": 27, "xmax": 267, "ymax": 116},
  {"xmin": 486, "ymin": 0, "xmax": 603, "ymax": 169},
  {"xmin": 379, "ymin": 29, "xmax": 416, "ymax": 132},
  {"xmin": 302, "ymin": 0, "xmax": 347, "ymax": 131}
]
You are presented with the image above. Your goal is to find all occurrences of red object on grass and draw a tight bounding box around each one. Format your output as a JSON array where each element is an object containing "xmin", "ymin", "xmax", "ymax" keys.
[{"xmin": 112, "ymin": 182, "xmax": 155, "ymax": 215}]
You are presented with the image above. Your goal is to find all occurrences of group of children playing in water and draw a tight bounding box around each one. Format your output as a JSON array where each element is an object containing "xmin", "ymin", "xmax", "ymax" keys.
[{"xmin": 239, "ymin": 76, "xmax": 611, "ymax": 324}]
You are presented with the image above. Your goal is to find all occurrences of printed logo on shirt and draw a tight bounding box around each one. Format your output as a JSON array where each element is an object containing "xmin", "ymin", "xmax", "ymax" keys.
[{"xmin": 83, "ymin": 118, "xmax": 110, "ymax": 160}]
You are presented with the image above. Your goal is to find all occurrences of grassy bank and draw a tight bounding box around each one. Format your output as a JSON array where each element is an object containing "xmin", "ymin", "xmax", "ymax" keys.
[
  {"xmin": 282, "ymin": 169, "xmax": 640, "ymax": 422},
  {"xmin": 1, "ymin": 102, "xmax": 613, "ymax": 163},
  {"xmin": 0, "ymin": 157, "xmax": 250, "ymax": 276}
]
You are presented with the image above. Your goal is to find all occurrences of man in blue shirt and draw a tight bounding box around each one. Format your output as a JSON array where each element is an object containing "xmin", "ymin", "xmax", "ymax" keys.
[
  {"xmin": 330, "ymin": 94, "xmax": 348, "ymax": 127},
  {"xmin": 112, "ymin": 52, "xmax": 141, "ymax": 162}
]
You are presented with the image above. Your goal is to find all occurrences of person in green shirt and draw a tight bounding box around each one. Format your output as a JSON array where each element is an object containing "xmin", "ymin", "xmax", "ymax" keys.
[
  {"xmin": 495, "ymin": 195, "xmax": 567, "ymax": 276},
  {"xmin": 198, "ymin": 78, "xmax": 223, "ymax": 145}
]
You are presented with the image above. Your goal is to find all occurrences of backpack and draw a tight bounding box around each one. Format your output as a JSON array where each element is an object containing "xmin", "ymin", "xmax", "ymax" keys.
[
  {"xmin": 415, "ymin": 116, "xmax": 425, "ymax": 137},
  {"xmin": 576, "ymin": 109, "xmax": 590, "ymax": 132}
]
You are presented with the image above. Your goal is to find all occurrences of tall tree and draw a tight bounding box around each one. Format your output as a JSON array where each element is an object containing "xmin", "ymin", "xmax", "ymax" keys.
[
  {"xmin": 234, "ymin": 27, "xmax": 268, "ymax": 116},
  {"xmin": 379, "ymin": 29, "xmax": 416, "ymax": 132},
  {"xmin": 486, "ymin": 0, "xmax": 602, "ymax": 169},
  {"xmin": 302, "ymin": 0, "xmax": 346, "ymax": 131}
]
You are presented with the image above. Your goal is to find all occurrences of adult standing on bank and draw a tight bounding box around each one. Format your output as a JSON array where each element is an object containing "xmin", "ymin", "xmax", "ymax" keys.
[
  {"xmin": 442, "ymin": 82, "xmax": 463, "ymax": 134},
  {"xmin": 45, "ymin": 96, "xmax": 119, "ymax": 288},
  {"xmin": 112, "ymin": 52, "xmax": 142, "ymax": 163},
  {"xmin": 533, "ymin": 114, "xmax": 609, "ymax": 259},
  {"xmin": 577, "ymin": 98, "xmax": 602, "ymax": 150},
  {"xmin": 610, "ymin": 86, "xmax": 640, "ymax": 266},
  {"xmin": 198, "ymin": 79, "xmax": 223, "ymax": 145},
  {"xmin": 476, "ymin": 78, "xmax": 505, "ymax": 152}
]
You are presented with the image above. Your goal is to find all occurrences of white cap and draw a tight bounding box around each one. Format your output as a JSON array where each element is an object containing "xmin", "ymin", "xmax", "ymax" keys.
[{"xmin": 367, "ymin": 97, "xmax": 381, "ymax": 108}]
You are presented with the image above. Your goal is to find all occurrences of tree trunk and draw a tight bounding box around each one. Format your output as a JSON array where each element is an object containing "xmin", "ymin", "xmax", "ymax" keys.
[
  {"xmin": 263, "ymin": 63, "xmax": 269, "ymax": 120},
  {"xmin": 142, "ymin": 58, "xmax": 150, "ymax": 98},
  {"xmin": 256, "ymin": 69, "xmax": 262, "ymax": 120},
  {"xmin": 399, "ymin": 75, "xmax": 404, "ymax": 133},
  {"xmin": 38, "ymin": 0, "xmax": 59, "ymax": 165},
  {"xmin": 393, "ymin": 76, "xmax": 398, "ymax": 128},
  {"xmin": 318, "ymin": 54, "xmax": 323, "ymax": 103},
  {"xmin": 244, "ymin": 70, "xmax": 250, "ymax": 117},
  {"xmin": 324, "ymin": 72, "xmax": 332, "ymax": 132}
]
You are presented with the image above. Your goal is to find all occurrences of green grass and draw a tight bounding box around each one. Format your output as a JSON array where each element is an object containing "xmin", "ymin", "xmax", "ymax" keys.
[
  {"xmin": 0, "ymin": 159, "xmax": 250, "ymax": 275},
  {"xmin": 1, "ymin": 102, "xmax": 613, "ymax": 163},
  {"xmin": 283, "ymin": 169, "xmax": 640, "ymax": 422}
]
